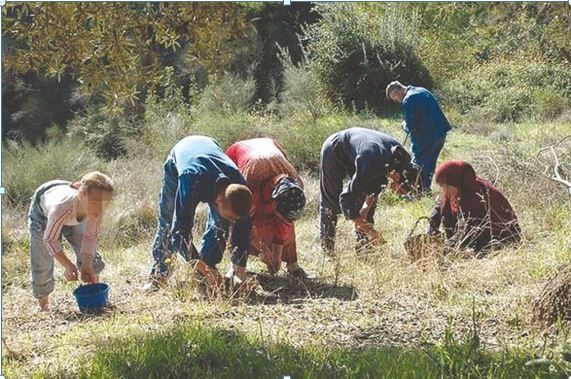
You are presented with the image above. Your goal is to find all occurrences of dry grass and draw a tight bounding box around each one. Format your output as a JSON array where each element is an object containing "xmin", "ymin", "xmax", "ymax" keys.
[{"xmin": 2, "ymin": 120, "xmax": 571, "ymax": 377}]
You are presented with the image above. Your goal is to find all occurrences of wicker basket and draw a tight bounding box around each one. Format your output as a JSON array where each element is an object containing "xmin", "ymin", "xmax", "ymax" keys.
[{"xmin": 404, "ymin": 217, "xmax": 444, "ymax": 262}]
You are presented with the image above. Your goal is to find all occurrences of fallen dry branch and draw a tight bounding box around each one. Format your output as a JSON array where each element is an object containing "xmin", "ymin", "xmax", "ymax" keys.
[{"xmin": 536, "ymin": 135, "xmax": 571, "ymax": 192}]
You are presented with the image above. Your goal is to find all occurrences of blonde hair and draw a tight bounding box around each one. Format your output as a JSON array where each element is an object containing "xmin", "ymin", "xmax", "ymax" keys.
[{"xmin": 71, "ymin": 171, "xmax": 115, "ymax": 195}]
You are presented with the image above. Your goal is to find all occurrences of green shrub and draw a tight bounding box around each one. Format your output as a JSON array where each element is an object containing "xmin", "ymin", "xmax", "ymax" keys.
[
  {"xmin": 2, "ymin": 139, "xmax": 104, "ymax": 206},
  {"xmin": 195, "ymin": 74, "xmax": 256, "ymax": 116},
  {"xmin": 97, "ymin": 156, "xmax": 163, "ymax": 249},
  {"xmin": 307, "ymin": 4, "xmax": 433, "ymax": 113},
  {"xmin": 279, "ymin": 57, "xmax": 333, "ymax": 121},
  {"xmin": 126, "ymin": 89, "xmax": 194, "ymax": 160},
  {"xmin": 485, "ymin": 86, "xmax": 532, "ymax": 123},
  {"xmin": 530, "ymin": 89, "xmax": 571, "ymax": 121},
  {"xmin": 191, "ymin": 112, "xmax": 266, "ymax": 150},
  {"xmin": 66, "ymin": 107, "xmax": 130, "ymax": 160},
  {"xmin": 441, "ymin": 59, "xmax": 571, "ymax": 123}
]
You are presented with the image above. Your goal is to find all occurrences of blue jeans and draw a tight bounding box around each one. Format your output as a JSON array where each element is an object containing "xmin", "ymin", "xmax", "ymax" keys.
[
  {"xmin": 150, "ymin": 156, "xmax": 233, "ymax": 277},
  {"xmin": 412, "ymin": 136, "xmax": 446, "ymax": 192},
  {"xmin": 28, "ymin": 200, "xmax": 105, "ymax": 299}
]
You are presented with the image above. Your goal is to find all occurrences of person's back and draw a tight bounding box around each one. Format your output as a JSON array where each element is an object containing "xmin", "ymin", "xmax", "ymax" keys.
[
  {"xmin": 402, "ymin": 86, "xmax": 451, "ymax": 142},
  {"xmin": 225, "ymin": 137, "xmax": 307, "ymax": 278},
  {"xmin": 336, "ymin": 127, "xmax": 401, "ymax": 165},
  {"xmin": 387, "ymin": 81, "xmax": 451, "ymax": 192},
  {"xmin": 319, "ymin": 127, "xmax": 418, "ymax": 253},
  {"xmin": 429, "ymin": 160, "xmax": 520, "ymax": 251},
  {"xmin": 146, "ymin": 135, "xmax": 252, "ymax": 291},
  {"xmin": 226, "ymin": 138, "xmax": 301, "ymax": 194},
  {"xmin": 171, "ymin": 136, "xmax": 239, "ymax": 179}
]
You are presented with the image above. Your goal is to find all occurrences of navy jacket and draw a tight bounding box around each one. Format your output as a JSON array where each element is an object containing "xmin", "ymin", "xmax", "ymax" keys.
[{"xmin": 329, "ymin": 128, "xmax": 404, "ymax": 220}]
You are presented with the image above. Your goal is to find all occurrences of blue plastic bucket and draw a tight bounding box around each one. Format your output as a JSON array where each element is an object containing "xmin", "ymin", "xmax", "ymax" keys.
[{"xmin": 73, "ymin": 283, "xmax": 110, "ymax": 313}]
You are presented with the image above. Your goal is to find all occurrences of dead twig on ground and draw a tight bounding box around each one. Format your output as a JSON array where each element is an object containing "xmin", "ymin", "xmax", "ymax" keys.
[{"xmin": 536, "ymin": 135, "xmax": 571, "ymax": 192}]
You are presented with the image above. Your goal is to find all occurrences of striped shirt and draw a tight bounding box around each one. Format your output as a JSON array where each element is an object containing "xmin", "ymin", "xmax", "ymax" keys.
[{"xmin": 39, "ymin": 184, "xmax": 100, "ymax": 257}]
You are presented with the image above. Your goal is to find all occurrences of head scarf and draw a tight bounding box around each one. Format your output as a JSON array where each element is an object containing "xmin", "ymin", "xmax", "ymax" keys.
[{"xmin": 271, "ymin": 176, "xmax": 306, "ymax": 221}]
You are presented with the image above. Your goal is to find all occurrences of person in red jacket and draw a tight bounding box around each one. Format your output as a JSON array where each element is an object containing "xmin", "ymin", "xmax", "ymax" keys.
[
  {"xmin": 226, "ymin": 138, "xmax": 308, "ymax": 279},
  {"xmin": 428, "ymin": 160, "xmax": 521, "ymax": 252}
]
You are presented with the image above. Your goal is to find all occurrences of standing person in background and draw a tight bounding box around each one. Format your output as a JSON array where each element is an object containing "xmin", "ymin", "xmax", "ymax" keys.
[
  {"xmin": 144, "ymin": 136, "xmax": 253, "ymax": 292},
  {"xmin": 226, "ymin": 138, "xmax": 308, "ymax": 279},
  {"xmin": 319, "ymin": 127, "xmax": 421, "ymax": 256},
  {"xmin": 428, "ymin": 160, "xmax": 521, "ymax": 252},
  {"xmin": 28, "ymin": 172, "xmax": 114, "ymax": 311},
  {"xmin": 386, "ymin": 81, "xmax": 451, "ymax": 193}
]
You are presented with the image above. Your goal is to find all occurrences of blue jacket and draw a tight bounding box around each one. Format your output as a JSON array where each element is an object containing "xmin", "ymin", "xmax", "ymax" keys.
[
  {"xmin": 169, "ymin": 136, "xmax": 251, "ymax": 263},
  {"xmin": 402, "ymin": 86, "xmax": 451, "ymax": 147}
]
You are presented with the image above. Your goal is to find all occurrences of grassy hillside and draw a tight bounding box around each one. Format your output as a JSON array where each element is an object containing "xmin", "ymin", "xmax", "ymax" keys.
[{"xmin": 2, "ymin": 109, "xmax": 570, "ymax": 377}]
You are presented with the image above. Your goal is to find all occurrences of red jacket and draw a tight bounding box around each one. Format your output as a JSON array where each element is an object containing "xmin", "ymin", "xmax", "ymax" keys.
[
  {"xmin": 226, "ymin": 138, "xmax": 303, "ymax": 245},
  {"xmin": 431, "ymin": 160, "xmax": 521, "ymax": 249}
]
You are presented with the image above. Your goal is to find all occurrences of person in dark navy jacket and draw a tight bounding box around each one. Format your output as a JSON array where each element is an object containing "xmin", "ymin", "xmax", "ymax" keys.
[
  {"xmin": 386, "ymin": 81, "xmax": 451, "ymax": 193},
  {"xmin": 319, "ymin": 127, "xmax": 420, "ymax": 255}
]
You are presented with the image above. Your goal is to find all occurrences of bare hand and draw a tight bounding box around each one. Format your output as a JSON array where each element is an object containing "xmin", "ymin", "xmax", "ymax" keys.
[
  {"xmin": 64, "ymin": 263, "xmax": 79, "ymax": 282},
  {"xmin": 364, "ymin": 194, "xmax": 376, "ymax": 207},
  {"xmin": 231, "ymin": 266, "xmax": 256, "ymax": 294},
  {"xmin": 355, "ymin": 220, "xmax": 386, "ymax": 246},
  {"xmin": 360, "ymin": 194, "xmax": 377, "ymax": 220},
  {"xmin": 80, "ymin": 265, "xmax": 97, "ymax": 284}
]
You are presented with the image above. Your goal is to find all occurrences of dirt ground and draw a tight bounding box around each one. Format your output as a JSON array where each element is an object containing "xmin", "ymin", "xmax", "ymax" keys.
[{"xmin": 4, "ymin": 252, "xmax": 568, "ymax": 376}]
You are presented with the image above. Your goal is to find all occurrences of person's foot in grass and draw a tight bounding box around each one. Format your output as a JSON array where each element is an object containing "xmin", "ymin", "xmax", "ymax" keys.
[
  {"xmin": 141, "ymin": 273, "xmax": 169, "ymax": 292},
  {"xmin": 38, "ymin": 296, "xmax": 50, "ymax": 311}
]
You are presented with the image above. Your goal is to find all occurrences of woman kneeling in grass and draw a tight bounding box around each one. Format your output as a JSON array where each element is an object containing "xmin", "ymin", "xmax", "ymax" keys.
[
  {"xmin": 428, "ymin": 160, "xmax": 521, "ymax": 253},
  {"xmin": 28, "ymin": 171, "xmax": 114, "ymax": 311}
]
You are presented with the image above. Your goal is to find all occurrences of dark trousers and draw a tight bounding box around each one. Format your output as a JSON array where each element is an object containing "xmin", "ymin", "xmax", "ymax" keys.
[
  {"xmin": 319, "ymin": 136, "xmax": 376, "ymax": 253},
  {"xmin": 412, "ymin": 136, "xmax": 446, "ymax": 192}
]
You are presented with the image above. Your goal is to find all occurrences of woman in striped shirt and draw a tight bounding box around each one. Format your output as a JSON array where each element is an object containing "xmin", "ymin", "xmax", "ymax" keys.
[{"xmin": 28, "ymin": 171, "xmax": 114, "ymax": 311}]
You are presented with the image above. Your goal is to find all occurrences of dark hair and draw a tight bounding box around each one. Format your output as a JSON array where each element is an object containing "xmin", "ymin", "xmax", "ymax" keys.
[{"xmin": 225, "ymin": 184, "xmax": 252, "ymax": 218}]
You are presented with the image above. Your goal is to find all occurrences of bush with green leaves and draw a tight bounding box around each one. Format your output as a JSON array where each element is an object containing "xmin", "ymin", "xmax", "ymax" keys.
[
  {"xmin": 441, "ymin": 58, "xmax": 571, "ymax": 123},
  {"xmin": 195, "ymin": 74, "xmax": 256, "ymax": 117},
  {"xmin": 279, "ymin": 55, "xmax": 333, "ymax": 122},
  {"xmin": 306, "ymin": 4, "xmax": 433, "ymax": 113},
  {"xmin": 66, "ymin": 107, "xmax": 130, "ymax": 160}
]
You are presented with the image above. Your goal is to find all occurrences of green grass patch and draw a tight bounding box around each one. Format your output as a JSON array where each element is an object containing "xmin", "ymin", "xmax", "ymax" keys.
[{"xmin": 26, "ymin": 323, "xmax": 566, "ymax": 379}]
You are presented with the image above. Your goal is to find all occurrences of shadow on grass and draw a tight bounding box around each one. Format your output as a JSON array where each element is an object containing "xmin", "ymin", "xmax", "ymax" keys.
[
  {"xmin": 55, "ymin": 304, "xmax": 117, "ymax": 322},
  {"xmin": 249, "ymin": 272, "xmax": 358, "ymax": 304},
  {"xmin": 36, "ymin": 323, "xmax": 568, "ymax": 379}
]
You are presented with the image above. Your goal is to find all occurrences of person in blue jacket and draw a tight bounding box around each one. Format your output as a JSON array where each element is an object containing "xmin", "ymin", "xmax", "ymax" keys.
[
  {"xmin": 144, "ymin": 136, "xmax": 253, "ymax": 291},
  {"xmin": 386, "ymin": 81, "xmax": 451, "ymax": 193},
  {"xmin": 319, "ymin": 127, "xmax": 420, "ymax": 255}
]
